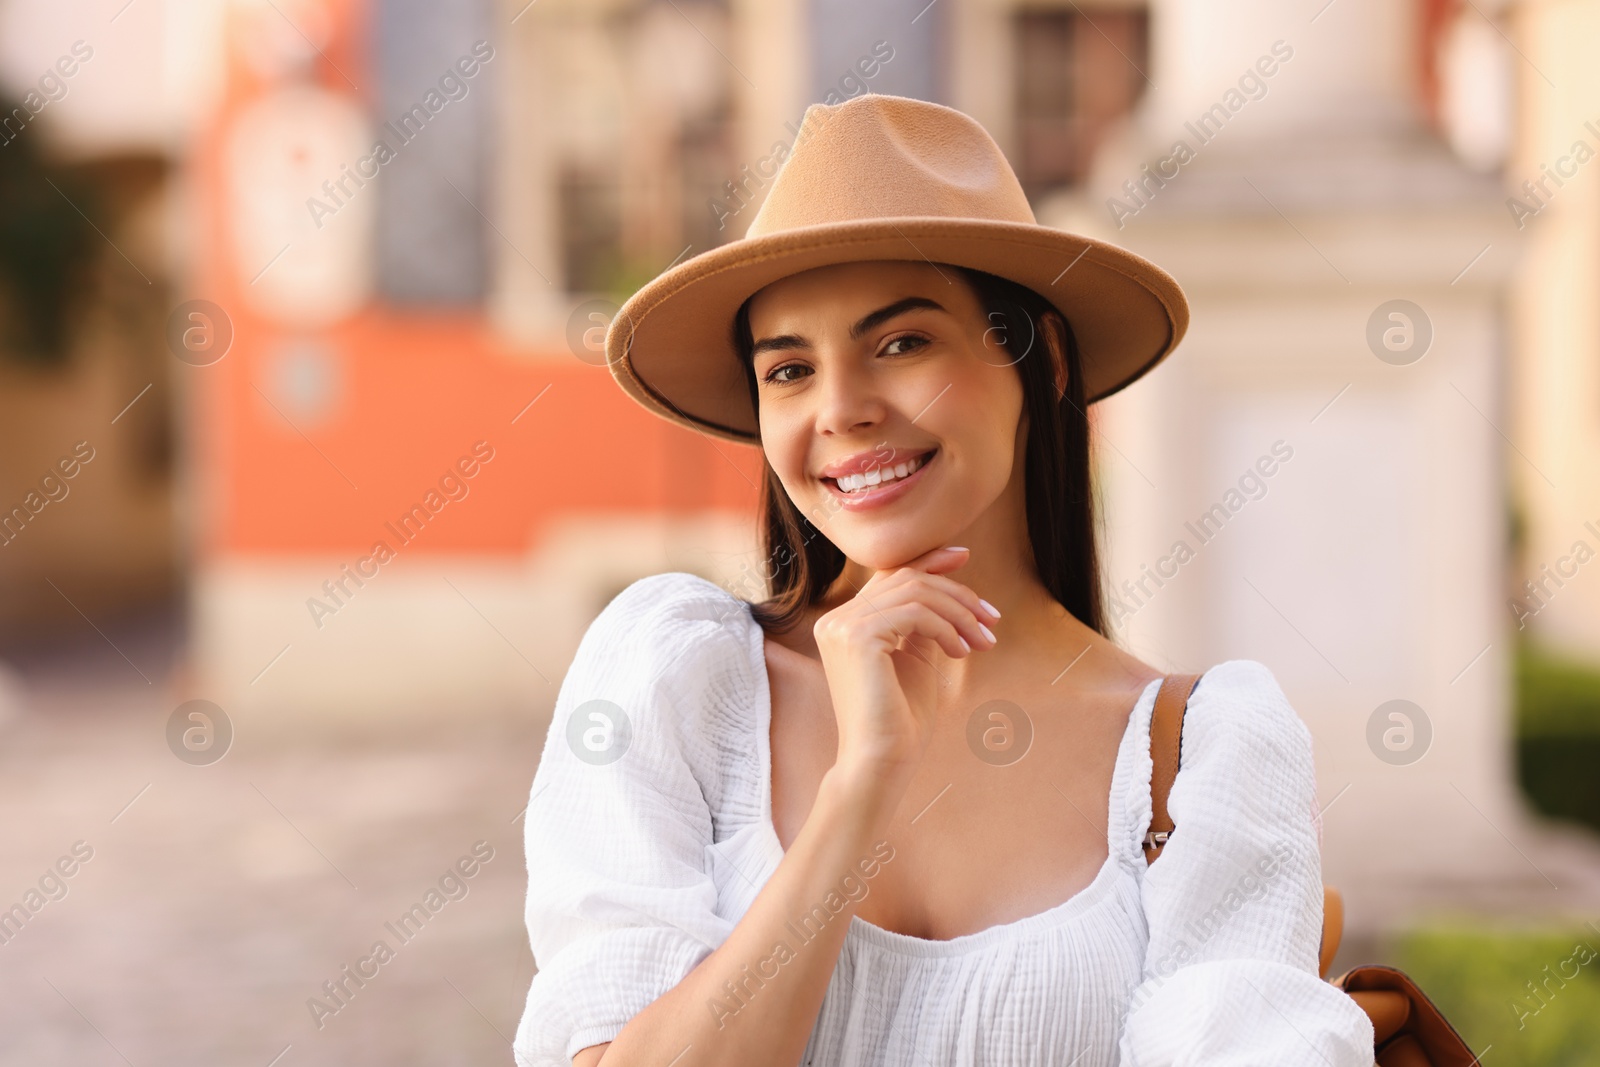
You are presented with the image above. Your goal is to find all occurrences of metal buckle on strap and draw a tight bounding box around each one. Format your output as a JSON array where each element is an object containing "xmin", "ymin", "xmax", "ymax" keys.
[{"xmin": 1142, "ymin": 830, "xmax": 1170, "ymax": 851}]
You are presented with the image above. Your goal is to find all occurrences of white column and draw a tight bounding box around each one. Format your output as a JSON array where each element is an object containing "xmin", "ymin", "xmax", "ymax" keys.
[{"xmin": 1065, "ymin": 0, "xmax": 1600, "ymax": 935}]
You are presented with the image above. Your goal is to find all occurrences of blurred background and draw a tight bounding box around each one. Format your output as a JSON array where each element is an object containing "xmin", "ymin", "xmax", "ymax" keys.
[{"xmin": 3, "ymin": 0, "xmax": 1600, "ymax": 1062}]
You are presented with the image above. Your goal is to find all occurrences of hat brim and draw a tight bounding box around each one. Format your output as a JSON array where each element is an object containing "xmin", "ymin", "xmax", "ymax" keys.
[{"xmin": 605, "ymin": 218, "xmax": 1188, "ymax": 445}]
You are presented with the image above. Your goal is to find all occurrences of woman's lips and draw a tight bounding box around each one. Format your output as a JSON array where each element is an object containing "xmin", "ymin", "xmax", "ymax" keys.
[{"xmin": 821, "ymin": 449, "xmax": 937, "ymax": 511}]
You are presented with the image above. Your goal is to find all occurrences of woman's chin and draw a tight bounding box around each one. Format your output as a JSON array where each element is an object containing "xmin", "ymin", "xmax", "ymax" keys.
[{"xmin": 835, "ymin": 534, "xmax": 951, "ymax": 574}]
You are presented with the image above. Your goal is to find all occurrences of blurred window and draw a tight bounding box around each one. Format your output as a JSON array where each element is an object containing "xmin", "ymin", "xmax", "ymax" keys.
[
  {"xmin": 558, "ymin": 165, "xmax": 621, "ymax": 297},
  {"xmin": 371, "ymin": 0, "xmax": 493, "ymax": 305},
  {"xmin": 553, "ymin": 0, "xmax": 736, "ymax": 299},
  {"xmin": 1013, "ymin": 6, "xmax": 1150, "ymax": 196}
]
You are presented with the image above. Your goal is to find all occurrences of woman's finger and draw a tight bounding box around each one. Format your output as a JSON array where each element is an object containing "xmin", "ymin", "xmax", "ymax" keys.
[
  {"xmin": 860, "ymin": 579, "xmax": 996, "ymax": 653},
  {"xmin": 876, "ymin": 600, "xmax": 974, "ymax": 660}
]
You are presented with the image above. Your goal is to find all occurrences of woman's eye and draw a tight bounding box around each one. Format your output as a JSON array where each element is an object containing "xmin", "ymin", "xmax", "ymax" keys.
[
  {"xmin": 763, "ymin": 363, "xmax": 808, "ymax": 384},
  {"xmin": 884, "ymin": 334, "xmax": 928, "ymax": 356}
]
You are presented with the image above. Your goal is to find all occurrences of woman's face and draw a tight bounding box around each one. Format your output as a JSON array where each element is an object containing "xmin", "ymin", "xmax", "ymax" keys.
[{"xmin": 747, "ymin": 260, "xmax": 1030, "ymax": 571}]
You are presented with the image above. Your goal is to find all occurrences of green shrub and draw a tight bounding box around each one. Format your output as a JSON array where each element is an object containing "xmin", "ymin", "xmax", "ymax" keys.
[
  {"xmin": 1517, "ymin": 641, "xmax": 1600, "ymax": 737},
  {"xmin": 1515, "ymin": 641, "xmax": 1600, "ymax": 834},
  {"xmin": 1392, "ymin": 922, "xmax": 1600, "ymax": 1065}
]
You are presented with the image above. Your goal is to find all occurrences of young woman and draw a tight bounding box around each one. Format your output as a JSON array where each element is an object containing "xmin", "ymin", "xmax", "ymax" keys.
[{"xmin": 514, "ymin": 94, "xmax": 1374, "ymax": 1066}]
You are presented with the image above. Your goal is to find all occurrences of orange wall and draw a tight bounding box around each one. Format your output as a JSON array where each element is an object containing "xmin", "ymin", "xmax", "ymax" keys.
[{"xmin": 197, "ymin": 314, "xmax": 763, "ymax": 555}]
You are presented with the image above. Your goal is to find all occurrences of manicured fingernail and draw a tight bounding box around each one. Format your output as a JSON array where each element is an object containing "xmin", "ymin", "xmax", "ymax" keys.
[
  {"xmin": 946, "ymin": 545, "xmax": 969, "ymax": 552},
  {"xmin": 978, "ymin": 622, "xmax": 995, "ymax": 643},
  {"xmin": 979, "ymin": 598, "xmax": 1001, "ymax": 619},
  {"xmin": 958, "ymin": 635, "xmax": 971, "ymax": 653}
]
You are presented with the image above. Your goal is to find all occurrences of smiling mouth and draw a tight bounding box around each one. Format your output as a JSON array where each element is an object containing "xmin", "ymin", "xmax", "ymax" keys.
[{"xmin": 822, "ymin": 449, "xmax": 937, "ymax": 494}]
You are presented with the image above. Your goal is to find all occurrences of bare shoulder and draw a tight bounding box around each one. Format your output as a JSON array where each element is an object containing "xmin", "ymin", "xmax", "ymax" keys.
[
  {"xmin": 759, "ymin": 601, "xmax": 825, "ymax": 659},
  {"xmin": 1065, "ymin": 627, "xmax": 1165, "ymax": 706}
]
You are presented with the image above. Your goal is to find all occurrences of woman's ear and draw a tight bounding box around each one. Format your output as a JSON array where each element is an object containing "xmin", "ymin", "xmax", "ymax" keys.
[{"xmin": 1042, "ymin": 311, "xmax": 1069, "ymax": 402}]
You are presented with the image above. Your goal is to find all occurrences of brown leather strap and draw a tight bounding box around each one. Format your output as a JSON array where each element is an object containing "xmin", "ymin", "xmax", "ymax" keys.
[
  {"xmin": 1319, "ymin": 886, "xmax": 1345, "ymax": 978},
  {"xmin": 1144, "ymin": 672, "xmax": 1202, "ymax": 864},
  {"xmin": 1141, "ymin": 671, "xmax": 1352, "ymax": 996}
]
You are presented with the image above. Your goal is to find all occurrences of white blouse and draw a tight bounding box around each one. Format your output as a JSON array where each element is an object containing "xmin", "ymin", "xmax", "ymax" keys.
[{"xmin": 513, "ymin": 571, "xmax": 1375, "ymax": 1066}]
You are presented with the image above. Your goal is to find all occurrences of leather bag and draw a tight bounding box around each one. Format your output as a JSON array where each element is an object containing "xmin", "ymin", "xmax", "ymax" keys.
[{"xmin": 1143, "ymin": 673, "xmax": 1481, "ymax": 1066}]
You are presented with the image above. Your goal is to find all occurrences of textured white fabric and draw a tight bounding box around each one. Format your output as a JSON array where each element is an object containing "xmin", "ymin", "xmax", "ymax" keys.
[{"xmin": 514, "ymin": 571, "xmax": 1375, "ymax": 1067}]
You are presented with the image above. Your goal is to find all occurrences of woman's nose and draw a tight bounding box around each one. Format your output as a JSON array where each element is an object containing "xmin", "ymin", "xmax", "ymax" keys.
[{"xmin": 812, "ymin": 358, "xmax": 886, "ymax": 436}]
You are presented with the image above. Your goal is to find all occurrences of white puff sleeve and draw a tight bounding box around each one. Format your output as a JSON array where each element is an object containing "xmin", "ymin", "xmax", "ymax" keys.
[
  {"xmin": 512, "ymin": 572, "xmax": 748, "ymax": 1067},
  {"xmin": 1119, "ymin": 661, "xmax": 1375, "ymax": 1067}
]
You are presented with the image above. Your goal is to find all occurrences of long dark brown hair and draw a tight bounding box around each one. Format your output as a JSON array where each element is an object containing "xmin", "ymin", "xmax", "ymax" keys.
[{"xmin": 730, "ymin": 263, "xmax": 1105, "ymax": 638}]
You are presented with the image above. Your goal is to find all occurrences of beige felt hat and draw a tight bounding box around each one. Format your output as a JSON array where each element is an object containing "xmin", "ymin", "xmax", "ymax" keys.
[{"xmin": 605, "ymin": 92, "xmax": 1188, "ymax": 446}]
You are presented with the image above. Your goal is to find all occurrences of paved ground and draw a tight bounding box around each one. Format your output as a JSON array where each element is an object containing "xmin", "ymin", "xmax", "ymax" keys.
[{"xmin": 0, "ymin": 615, "xmax": 545, "ymax": 1067}]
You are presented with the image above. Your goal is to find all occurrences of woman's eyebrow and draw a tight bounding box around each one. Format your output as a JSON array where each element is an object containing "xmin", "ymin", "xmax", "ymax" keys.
[{"xmin": 750, "ymin": 297, "xmax": 947, "ymax": 358}]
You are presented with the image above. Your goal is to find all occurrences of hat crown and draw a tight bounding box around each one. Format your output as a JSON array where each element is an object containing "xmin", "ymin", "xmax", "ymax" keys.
[{"xmin": 746, "ymin": 94, "xmax": 1039, "ymax": 238}]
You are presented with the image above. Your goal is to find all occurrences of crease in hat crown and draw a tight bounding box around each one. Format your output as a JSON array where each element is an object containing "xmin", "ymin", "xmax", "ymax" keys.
[
  {"xmin": 603, "ymin": 91, "xmax": 1190, "ymax": 446},
  {"xmin": 744, "ymin": 93, "xmax": 1039, "ymax": 238}
]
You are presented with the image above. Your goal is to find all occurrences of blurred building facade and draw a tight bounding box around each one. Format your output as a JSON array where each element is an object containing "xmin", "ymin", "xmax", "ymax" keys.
[
  {"xmin": 1505, "ymin": 1, "xmax": 1600, "ymax": 664},
  {"xmin": 0, "ymin": 6, "xmax": 181, "ymax": 640},
  {"xmin": 6, "ymin": 0, "xmax": 1600, "ymax": 935},
  {"xmin": 186, "ymin": 0, "xmax": 768, "ymax": 717}
]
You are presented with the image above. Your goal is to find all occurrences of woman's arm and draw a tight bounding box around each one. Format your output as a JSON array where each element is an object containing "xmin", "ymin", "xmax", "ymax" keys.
[
  {"xmin": 522, "ymin": 554, "xmax": 997, "ymax": 1067},
  {"xmin": 579, "ymin": 548, "xmax": 997, "ymax": 1066},
  {"xmin": 1120, "ymin": 660, "xmax": 1373, "ymax": 1065},
  {"xmin": 572, "ymin": 759, "xmax": 904, "ymax": 1067}
]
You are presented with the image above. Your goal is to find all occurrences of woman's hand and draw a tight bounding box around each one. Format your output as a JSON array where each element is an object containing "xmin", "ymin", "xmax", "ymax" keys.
[{"xmin": 813, "ymin": 545, "xmax": 1001, "ymax": 797}]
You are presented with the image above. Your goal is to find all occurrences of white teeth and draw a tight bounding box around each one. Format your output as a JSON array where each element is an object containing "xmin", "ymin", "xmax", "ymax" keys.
[{"xmin": 834, "ymin": 452, "xmax": 928, "ymax": 493}]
